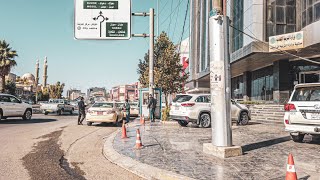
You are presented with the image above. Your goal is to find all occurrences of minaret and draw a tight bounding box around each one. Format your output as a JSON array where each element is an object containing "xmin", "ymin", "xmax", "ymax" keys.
[
  {"xmin": 35, "ymin": 60, "xmax": 39, "ymax": 86},
  {"xmin": 43, "ymin": 57, "xmax": 48, "ymax": 87}
]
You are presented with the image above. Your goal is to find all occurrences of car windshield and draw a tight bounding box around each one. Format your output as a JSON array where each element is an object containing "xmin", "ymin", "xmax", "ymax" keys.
[
  {"xmin": 176, "ymin": 95, "xmax": 192, "ymax": 103},
  {"xmin": 49, "ymin": 99, "xmax": 63, "ymax": 103},
  {"xmin": 291, "ymin": 86, "xmax": 320, "ymax": 101},
  {"xmin": 92, "ymin": 103, "xmax": 114, "ymax": 108},
  {"xmin": 130, "ymin": 103, "xmax": 138, "ymax": 107}
]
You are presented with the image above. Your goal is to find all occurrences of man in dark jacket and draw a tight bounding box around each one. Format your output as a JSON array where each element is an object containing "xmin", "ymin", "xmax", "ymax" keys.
[
  {"xmin": 78, "ymin": 97, "xmax": 86, "ymax": 125},
  {"xmin": 124, "ymin": 99, "xmax": 130, "ymax": 124},
  {"xmin": 147, "ymin": 94, "xmax": 157, "ymax": 122}
]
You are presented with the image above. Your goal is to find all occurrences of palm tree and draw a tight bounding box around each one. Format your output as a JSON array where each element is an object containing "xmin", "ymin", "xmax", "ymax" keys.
[{"xmin": 0, "ymin": 40, "xmax": 18, "ymax": 93}]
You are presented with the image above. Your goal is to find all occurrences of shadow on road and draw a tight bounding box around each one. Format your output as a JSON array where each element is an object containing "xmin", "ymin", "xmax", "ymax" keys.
[
  {"xmin": 242, "ymin": 136, "xmax": 291, "ymax": 153},
  {"xmin": 0, "ymin": 118, "xmax": 57, "ymax": 124}
]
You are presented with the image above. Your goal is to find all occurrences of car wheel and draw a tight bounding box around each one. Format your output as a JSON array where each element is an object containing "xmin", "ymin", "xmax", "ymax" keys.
[
  {"xmin": 290, "ymin": 133, "xmax": 305, "ymax": 143},
  {"xmin": 22, "ymin": 109, "xmax": 32, "ymax": 120},
  {"xmin": 239, "ymin": 111, "xmax": 249, "ymax": 125},
  {"xmin": 199, "ymin": 113, "xmax": 211, "ymax": 128},
  {"xmin": 44, "ymin": 112, "xmax": 49, "ymax": 115},
  {"xmin": 87, "ymin": 122, "xmax": 93, "ymax": 126},
  {"xmin": 177, "ymin": 120, "xmax": 188, "ymax": 127},
  {"xmin": 0, "ymin": 111, "xmax": 3, "ymax": 120}
]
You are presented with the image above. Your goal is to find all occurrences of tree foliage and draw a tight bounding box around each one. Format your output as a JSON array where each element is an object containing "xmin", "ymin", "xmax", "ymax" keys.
[
  {"xmin": 0, "ymin": 40, "xmax": 18, "ymax": 93},
  {"xmin": 48, "ymin": 82, "xmax": 65, "ymax": 99},
  {"xmin": 4, "ymin": 80, "xmax": 16, "ymax": 95},
  {"xmin": 137, "ymin": 32, "xmax": 188, "ymax": 106}
]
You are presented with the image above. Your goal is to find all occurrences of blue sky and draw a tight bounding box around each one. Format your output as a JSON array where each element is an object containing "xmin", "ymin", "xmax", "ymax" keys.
[{"xmin": 0, "ymin": 0, "xmax": 189, "ymax": 93}]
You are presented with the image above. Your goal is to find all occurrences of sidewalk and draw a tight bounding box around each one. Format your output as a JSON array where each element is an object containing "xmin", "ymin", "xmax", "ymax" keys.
[{"xmin": 104, "ymin": 119, "xmax": 320, "ymax": 180}]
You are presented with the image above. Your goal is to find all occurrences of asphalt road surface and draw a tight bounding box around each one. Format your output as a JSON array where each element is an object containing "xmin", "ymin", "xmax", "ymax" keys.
[{"xmin": 0, "ymin": 114, "xmax": 143, "ymax": 180}]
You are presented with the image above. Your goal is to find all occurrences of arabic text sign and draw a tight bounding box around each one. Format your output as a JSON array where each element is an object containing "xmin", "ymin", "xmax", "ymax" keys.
[
  {"xmin": 83, "ymin": 1, "xmax": 118, "ymax": 9},
  {"xmin": 74, "ymin": 0, "xmax": 131, "ymax": 40},
  {"xmin": 269, "ymin": 31, "xmax": 304, "ymax": 52}
]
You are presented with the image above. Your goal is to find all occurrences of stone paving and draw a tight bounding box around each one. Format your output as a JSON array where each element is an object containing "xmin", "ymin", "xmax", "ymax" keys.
[{"xmin": 113, "ymin": 120, "xmax": 320, "ymax": 180}]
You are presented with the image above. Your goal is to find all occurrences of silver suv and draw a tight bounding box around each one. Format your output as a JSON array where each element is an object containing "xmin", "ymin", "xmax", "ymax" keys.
[{"xmin": 0, "ymin": 94, "xmax": 33, "ymax": 120}]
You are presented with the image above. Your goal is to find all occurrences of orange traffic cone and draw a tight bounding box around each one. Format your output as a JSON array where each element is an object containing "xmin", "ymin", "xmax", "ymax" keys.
[
  {"xmin": 121, "ymin": 121, "xmax": 128, "ymax": 139},
  {"xmin": 286, "ymin": 153, "xmax": 297, "ymax": 180},
  {"xmin": 135, "ymin": 129, "xmax": 143, "ymax": 149},
  {"xmin": 140, "ymin": 114, "xmax": 145, "ymax": 125}
]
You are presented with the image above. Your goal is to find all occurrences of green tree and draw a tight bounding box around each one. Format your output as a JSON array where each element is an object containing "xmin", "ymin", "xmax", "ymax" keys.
[
  {"xmin": 37, "ymin": 88, "xmax": 50, "ymax": 101},
  {"xmin": 48, "ymin": 82, "xmax": 65, "ymax": 99},
  {"xmin": 0, "ymin": 40, "xmax": 18, "ymax": 93},
  {"xmin": 137, "ymin": 32, "xmax": 188, "ymax": 106},
  {"xmin": 4, "ymin": 80, "xmax": 16, "ymax": 95}
]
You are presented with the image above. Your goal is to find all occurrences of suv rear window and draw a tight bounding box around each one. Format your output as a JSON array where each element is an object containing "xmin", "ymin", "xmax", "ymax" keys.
[
  {"xmin": 291, "ymin": 87, "xmax": 320, "ymax": 101},
  {"xmin": 176, "ymin": 95, "xmax": 192, "ymax": 103}
]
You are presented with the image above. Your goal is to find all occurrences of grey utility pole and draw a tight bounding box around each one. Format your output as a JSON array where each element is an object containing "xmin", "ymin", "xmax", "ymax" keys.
[
  {"xmin": 203, "ymin": 0, "xmax": 242, "ymax": 158},
  {"xmin": 149, "ymin": 8, "xmax": 155, "ymax": 97},
  {"xmin": 132, "ymin": 8, "xmax": 155, "ymax": 97}
]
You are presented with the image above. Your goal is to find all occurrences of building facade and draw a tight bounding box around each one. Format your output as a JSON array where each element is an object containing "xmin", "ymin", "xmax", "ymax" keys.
[
  {"xmin": 87, "ymin": 87, "xmax": 107, "ymax": 102},
  {"xmin": 110, "ymin": 83, "xmax": 139, "ymax": 102},
  {"xmin": 188, "ymin": 0, "xmax": 320, "ymax": 103},
  {"xmin": 229, "ymin": 0, "xmax": 320, "ymax": 103}
]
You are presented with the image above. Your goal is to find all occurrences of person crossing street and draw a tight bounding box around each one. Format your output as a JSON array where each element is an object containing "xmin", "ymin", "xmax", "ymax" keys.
[{"xmin": 78, "ymin": 97, "xmax": 86, "ymax": 125}]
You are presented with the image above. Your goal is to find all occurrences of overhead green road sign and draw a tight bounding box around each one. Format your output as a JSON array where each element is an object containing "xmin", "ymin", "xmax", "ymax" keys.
[
  {"xmin": 83, "ymin": 1, "xmax": 118, "ymax": 9},
  {"xmin": 106, "ymin": 22, "xmax": 128, "ymax": 37},
  {"xmin": 74, "ymin": 0, "xmax": 131, "ymax": 40}
]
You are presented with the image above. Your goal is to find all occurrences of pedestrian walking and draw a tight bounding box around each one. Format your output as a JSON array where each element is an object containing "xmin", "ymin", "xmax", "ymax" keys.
[
  {"xmin": 124, "ymin": 99, "xmax": 130, "ymax": 124},
  {"xmin": 78, "ymin": 97, "xmax": 86, "ymax": 125},
  {"xmin": 147, "ymin": 94, "xmax": 157, "ymax": 122}
]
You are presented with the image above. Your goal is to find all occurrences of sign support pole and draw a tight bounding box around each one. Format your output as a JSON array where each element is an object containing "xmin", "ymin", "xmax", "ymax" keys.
[
  {"xmin": 132, "ymin": 9, "xmax": 155, "ymax": 97},
  {"xmin": 203, "ymin": 0, "xmax": 242, "ymax": 158}
]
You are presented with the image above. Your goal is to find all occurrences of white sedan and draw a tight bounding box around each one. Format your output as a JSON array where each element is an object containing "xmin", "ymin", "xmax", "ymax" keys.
[{"xmin": 86, "ymin": 102, "xmax": 124, "ymax": 126}]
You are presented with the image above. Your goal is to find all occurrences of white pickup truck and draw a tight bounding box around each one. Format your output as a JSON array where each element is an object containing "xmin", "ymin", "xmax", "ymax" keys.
[{"xmin": 40, "ymin": 99, "xmax": 75, "ymax": 115}]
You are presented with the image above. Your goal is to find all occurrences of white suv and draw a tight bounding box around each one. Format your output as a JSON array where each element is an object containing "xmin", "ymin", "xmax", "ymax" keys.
[
  {"xmin": 0, "ymin": 94, "xmax": 33, "ymax": 120},
  {"xmin": 169, "ymin": 94, "xmax": 250, "ymax": 128},
  {"xmin": 284, "ymin": 83, "xmax": 320, "ymax": 142}
]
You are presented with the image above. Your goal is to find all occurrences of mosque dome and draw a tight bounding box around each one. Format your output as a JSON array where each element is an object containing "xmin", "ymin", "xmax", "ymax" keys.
[{"xmin": 21, "ymin": 73, "xmax": 35, "ymax": 83}]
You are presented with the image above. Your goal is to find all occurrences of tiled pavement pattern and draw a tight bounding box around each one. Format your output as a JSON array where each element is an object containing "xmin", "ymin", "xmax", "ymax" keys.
[{"xmin": 113, "ymin": 120, "xmax": 320, "ymax": 180}]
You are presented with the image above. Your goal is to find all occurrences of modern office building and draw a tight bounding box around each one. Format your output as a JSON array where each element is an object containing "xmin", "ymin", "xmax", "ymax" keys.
[{"xmin": 188, "ymin": 0, "xmax": 320, "ymax": 103}]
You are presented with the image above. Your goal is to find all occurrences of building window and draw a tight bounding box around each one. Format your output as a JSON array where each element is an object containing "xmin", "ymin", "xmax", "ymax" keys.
[
  {"xmin": 266, "ymin": 0, "xmax": 296, "ymax": 39},
  {"xmin": 301, "ymin": 0, "xmax": 320, "ymax": 28},
  {"xmin": 251, "ymin": 66, "xmax": 274, "ymax": 101},
  {"xmin": 232, "ymin": 0, "xmax": 243, "ymax": 52},
  {"xmin": 231, "ymin": 75, "xmax": 244, "ymax": 99}
]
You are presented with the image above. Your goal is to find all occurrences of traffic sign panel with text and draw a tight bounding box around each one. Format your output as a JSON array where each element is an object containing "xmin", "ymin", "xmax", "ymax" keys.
[{"xmin": 74, "ymin": 0, "xmax": 131, "ymax": 40}]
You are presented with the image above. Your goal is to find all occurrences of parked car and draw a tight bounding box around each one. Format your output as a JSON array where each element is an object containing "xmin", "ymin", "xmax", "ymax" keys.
[
  {"xmin": 169, "ymin": 94, "xmax": 251, "ymax": 128},
  {"xmin": 129, "ymin": 102, "xmax": 139, "ymax": 117},
  {"xmin": 86, "ymin": 102, "xmax": 124, "ymax": 126},
  {"xmin": 40, "ymin": 99, "xmax": 74, "ymax": 115},
  {"xmin": 0, "ymin": 93, "xmax": 33, "ymax": 120},
  {"xmin": 284, "ymin": 83, "xmax": 320, "ymax": 142}
]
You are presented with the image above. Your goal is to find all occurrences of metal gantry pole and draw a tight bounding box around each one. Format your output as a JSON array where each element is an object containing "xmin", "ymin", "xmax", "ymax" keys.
[
  {"xmin": 210, "ymin": 0, "xmax": 232, "ymax": 147},
  {"xmin": 149, "ymin": 8, "xmax": 155, "ymax": 97}
]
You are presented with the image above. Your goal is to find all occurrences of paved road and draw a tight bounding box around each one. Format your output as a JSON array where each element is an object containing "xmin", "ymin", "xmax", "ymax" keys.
[{"xmin": 0, "ymin": 114, "xmax": 142, "ymax": 180}]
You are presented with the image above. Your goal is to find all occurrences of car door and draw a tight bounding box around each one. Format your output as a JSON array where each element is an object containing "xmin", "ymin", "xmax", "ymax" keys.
[
  {"xmin": 8, "ymin": 95, "xmax": 24, "ymax": 116},
  {"xmin": 195, "ymin": 96, "xmax": 211, "ymax": 115},
  {"xmin": 0, "ymin": 95, "xmax": 15, "ymax": 116}
]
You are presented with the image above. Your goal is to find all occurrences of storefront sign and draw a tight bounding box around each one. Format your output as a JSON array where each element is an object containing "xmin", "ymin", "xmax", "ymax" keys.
[{"xmin": 269, "ymin": 31, "xmax": 304, "ymax": 52}]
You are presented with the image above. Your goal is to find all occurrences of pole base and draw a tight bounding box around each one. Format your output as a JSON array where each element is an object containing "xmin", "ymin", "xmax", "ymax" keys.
[{"xmin": 203, "ymin": 143, "xmax": 242, "ymax": 158}]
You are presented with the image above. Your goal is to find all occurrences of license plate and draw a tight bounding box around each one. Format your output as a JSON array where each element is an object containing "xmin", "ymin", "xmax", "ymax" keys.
[
  {"xmin": 311, "ymin": 113, "xmax": 320, "ymax": 120},
  {"xmin": 97, "ymin": 111, "xmax": 103, "ymax": 115}
]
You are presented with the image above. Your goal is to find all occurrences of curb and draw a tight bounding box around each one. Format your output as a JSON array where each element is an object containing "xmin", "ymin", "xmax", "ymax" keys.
[{"xmin": 103, "ymin": 129, "xmax": 196, "ymax": 180}]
